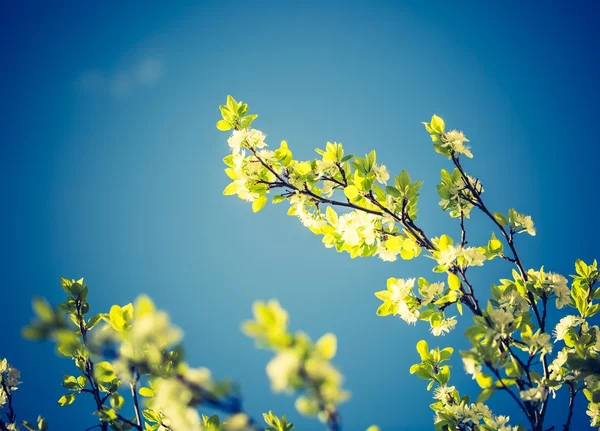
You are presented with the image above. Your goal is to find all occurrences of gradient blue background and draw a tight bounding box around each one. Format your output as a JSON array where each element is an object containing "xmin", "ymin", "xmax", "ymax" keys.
[{"xmin": 2, "ymin": 1, "xmax": 599, "ymax": 430}]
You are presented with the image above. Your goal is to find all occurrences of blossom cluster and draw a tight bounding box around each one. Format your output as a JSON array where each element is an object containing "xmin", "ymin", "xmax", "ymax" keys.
[
  {"xmin": 217, "ymin": 96, "xmax": 600, "ymax": 430},
  {"xmin": 23, "ymin": 278, "xmax": 299, "ymax": 431},
  {"xmin": 242, "ymin": 301, "xmax": 349, "ymax": 425}
]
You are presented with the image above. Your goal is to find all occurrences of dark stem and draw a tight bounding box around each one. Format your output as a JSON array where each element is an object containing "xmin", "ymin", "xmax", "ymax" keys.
[
  {"xmin": 75, "ymin": 299, "xmax": 109, "ymax": 431},
  {"xmin": 451, "ymin": 153, "xmax": 550, "ymax": 431},
  {"xmin": 130, "ymin": 369, "xmax": 143, "ymax": 430},
  {"xmin": 460, "ymin": 211, "xmax": 467, "ymax": 246},
  {"xmin": 563, "ymin": 383, "xmax": 578, "ymax": 431},
  {"xmin": 457, "ymin": 267, "xmax": 481, "ymax": 315},
  {"xmin": 0, "ymin": 382, "xmax": 16, "ymax": 424},
  {"xmin": 486, "ymin": 363, "xmax": 533, "ymax": 428}
]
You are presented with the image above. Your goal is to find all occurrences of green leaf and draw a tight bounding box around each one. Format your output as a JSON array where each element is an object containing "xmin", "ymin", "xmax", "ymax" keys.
[
  {"xmin": 58, "ymin": 393, "xmax": 76, "ymax": 406},
  {"xmin": 252, "ymin": 196, "xmax": 268, "ymax": 213},
  {"xmin": 32, "ymin": 298, "xmax": 54, "ymax": 322},
  {"xmin": 398, "ymin": 170, "xmax": 410, "ymax": 191},
  {"xmin": 216, "ymin": 120, "xmax": 232, "ymax": 131},
  {"xmin": 110, "ymin": 393, "xmax": 125, "ymax": 410},
  {"xmin": 430, "ymin": 115, "xmax": 445, "ymax": 134},
  {"xmin": 385, "ymin": 186, "xmax": 401, "ymax": 197},
  {"xmin": 448, "ymin": 273, "xmax": 461, "ymax": 291},
  {"xmin": 344, "ymin": 185, "xmax": 360, "ymax": 200},
  {"xmin": 222, "ymin": 182, "xmax": 238, "ymax": 196},
  {"xmin": 94, "ymin": 361, "xmax": 117, "ymax": 383},
  {"xmin": 87, "ymin": 314, "xmax": 102, "ymax": 330},
  {"xmin": 476, "ymin": 388, "xmax": 495, "ymax": 403},
  {"xmin": 139, "ymin": 387, "xmax": 154, "ymax": 397},
  {"xmin": 475, "ymin": 373, "xmax": 493, "ymax": 389},
  {"xmin": 493, "ymin": 212, "xmax": 508, "ymax": 226},
  {"xmin": 62, "ymin": 375, "xmax": 79, "ymax": 390},
  {"xmin": 416, "ymin": 340, "xmax": 429, "ymax": 361},
  {"xmin": 487, "ymin": 232, "xmax": 503, "ymax": 254},
  {"xmin": 575, "ymin": 259, "xmax": 590, "ymax": 278},
  {"xmin": 316, "ymin": 333, "xmax": 337, "ymax": 360}
]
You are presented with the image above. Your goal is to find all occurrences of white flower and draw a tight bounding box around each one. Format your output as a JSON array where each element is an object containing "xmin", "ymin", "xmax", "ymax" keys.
[
  {"xmin": 549, "ymin": 348, "xmax": 569, "ymax": 374},
  {"xmin": 373, "ymin": 164, "xmax": 390, "ymax": 184},
  {"xmin": 553, "ymin": 315, "xmax": 583, "ymax": 342},
  {"xmin": 227, "ymin": 128, "xmax": 266, "ymax": 154},
  {"xmin": 150, "ymin": 378, "xmax": 201, "ymax": 431},
  {"xmin": 436, "ymin": 246, "xmax": 459, "ymax": 268},
  {"xmin": 528, "ymin": 331, "xmax": 552, "ymax": 355},
  {"xmin": 484, "ymin": 415, "xmax": 515, "ymax": 431},
  {"xmin": 488, "ymin": 308, "xmax": 514, "ymax": 331},
  {"xmin": 519, "ymin": 386, "xmax": 546, "ymax": 403},
  {"xmin": 433, "ymin": 385, "xmax": 455, "ymax": 404},
  {"xmin": 430, "ymin": 317, "xmax": 457, "ymax": 336},
  {"xmin": 376, "ymin": 244, "xmax": 398, "ymax": 262},
  {"xmin": 227, "ymin": 129, "xmax": 246, "ymax": 154},
  {"xmin": 511, "ymin": 211, "xmax": 536, "ymax": 236},
  {"xmin": 462, "ymin": 356, "xmax": 482, "ymax": 377},
  {"xmin": 397, "ymin": 300, "xmax": 419, "ymax": 325},
  {"xmin": 498, "ymin": 291, "xmax": 529, "ymax": 315},
  {"xmin": 315, "ymin": 159, "xmax": 336, "ymax": 176},
  {"xmin": 388, "ymin": 278, "xmax": 416, "ymax": 302},
  {"xmin": 420, "ymin": 282, "xmax": 444, "ymax": 305},
  {"xmin": 588, "ymin": 402, "xmax": 600, "ymax": 427},
  {"xmin": 444, "ymin": 130, "xmax": 472, "ymax": 158},
  {"xmin": 531, "ymin": 271, "xmax": 570, "ymax": 308},
  {"xmin": 336, "ymin": 211, "xmax": 379, "ymax": 247},
  {"xmin": 266, "ymin": 351, "xmax": 300, "ymax": 392},
  {"xmin": 459, "ymin": 247, "xmax": 486, "ymax": 267},
  {"xmin": 258, "ymin": 149, "xmax": 275, "ymax": 160},
  {"xmin": 540, "ymin": 273, "xmax": 571, "ymax": 309},
  {"xmin": 468, "ymin": 402, "xmax": 492, "ymax": 422}
]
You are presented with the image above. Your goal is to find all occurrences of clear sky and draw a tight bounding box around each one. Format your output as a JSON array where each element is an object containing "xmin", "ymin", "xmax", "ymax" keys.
[{"xmin": 2, "ymin": 1, "xmax": 599, "ymax": 430}]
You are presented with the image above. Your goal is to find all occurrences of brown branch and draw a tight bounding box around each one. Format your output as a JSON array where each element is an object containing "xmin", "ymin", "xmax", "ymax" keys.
[
  {"xmin": 130, "ymin": 369, "xmax": 143, "ymax": 430},
  {"xmin": 562, "ymin": 382, "xmax": 578, "ymax": 431},
  {"xmin": 75, "ymin": 299, "xmax": 109, "ymax": 431}
]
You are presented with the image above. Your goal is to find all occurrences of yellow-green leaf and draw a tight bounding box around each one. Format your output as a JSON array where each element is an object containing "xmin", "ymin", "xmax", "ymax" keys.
[
  {"xmin": 95, "ymin": 361, "xmax": 117, "ymax": 383},
  {"xmin": 139, "ymin": 387, "xmax": 154, "ymax": 397},
  {"xmin": 448, "ymin": 273, "xmax": 461, "ymax": 291},
  {"xmin": 295, "ymin": 162, "xmax": 312, "ymax": 176},
  {"xmin": 416, "ymin": 340, "xmax": 429, "ymax": 361},
  {"xmin": 216, "ymin": 120, "xmax": 232, "ymax": 131},
  {"xmin": 430, "ymin": 115, "xmax": 445, "ymax": 134},
  {"xmin": 316, "ymin": 333, "xmax": 337, "ymax": 360},
  {"xmin": 475, "ymin": 373, "xmax": 493, "ymax": 389},
  {"xmin": 252, "ymin": 196, "xmax": 268, "ymax": 213},
  {"xmin": 344, "ymin": 185, "xmax": 360, "ymax": 200},
  {"xmin": 223, "ymin": 182, "xmax": 238, "ymax": 196},
  {"xmin": 385, "ymin": 237, "xmax": 402, "ymax": 252}
]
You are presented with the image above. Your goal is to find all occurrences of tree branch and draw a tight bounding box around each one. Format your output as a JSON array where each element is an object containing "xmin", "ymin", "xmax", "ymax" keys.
[
  {"xmin": 562, "ymin": 382, "xmax": 578, "ymax": 431},
  {"xmin": 75, "ymin": 299, "xmax": 109, "ymax": 431}
]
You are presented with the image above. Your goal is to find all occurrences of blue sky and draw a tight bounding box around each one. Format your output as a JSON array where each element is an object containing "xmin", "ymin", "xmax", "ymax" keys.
[{"xmin": 2, "ymin": 1, "xmax": 599, "ymax": 430}]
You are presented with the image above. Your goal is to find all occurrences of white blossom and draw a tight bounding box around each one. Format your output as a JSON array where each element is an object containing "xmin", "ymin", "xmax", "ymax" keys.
[
  {"xmin": 433, "ymin": 385, "xmax": 455, "ymax": 404},
  {"xmin": 462, "ymin": 356, "xmax": 482, "ymax": 378},
  {"xmin": 444, "ymin": 130, "xmax": 472, "ymax": 158},
  {"xmin": 373, "ymin": 164, "xmax": 390, "ymax": 184},
  {"xmin": 519, "ymin": 386, "xmax": 546, "ymax": 403},
  {"xmin": 431, "ymin": 317, "xmax": 457, "ymax": 336},
  {"xmin": 266, "ymin": 351, "xmax": 300, "ymax": 392},
  {"xmin": 150, "ymin": 378, "xmax": 201, "ymax": 431},
  {"xmin": 553, "ymin": 315, "xmax": 583, "ymax": 342},
  {"xmin": 397, "ymin": 300, "xmax": 419, "ymax": 325},
  {"xmin": 227, "ymin": 128, "xmax": 266, "ymax": 154},
  {"xmin": 588, "ymin": 402, "xmax": 600, "ymax": 427}
]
